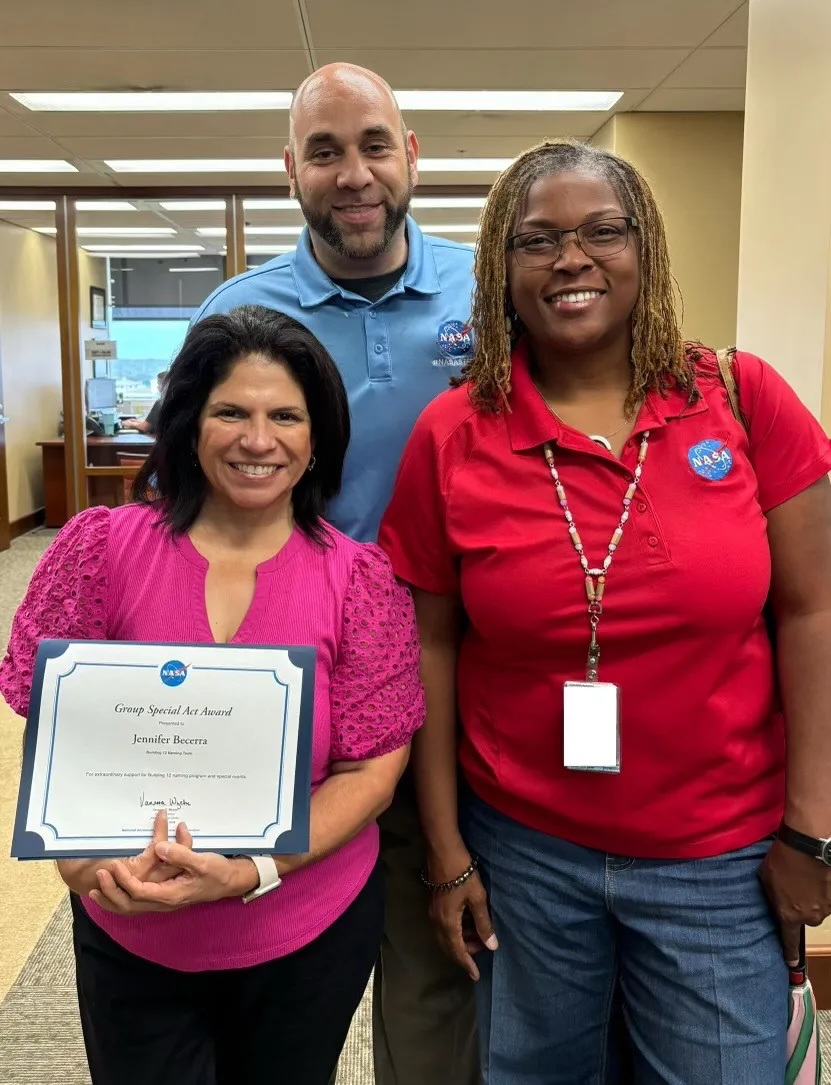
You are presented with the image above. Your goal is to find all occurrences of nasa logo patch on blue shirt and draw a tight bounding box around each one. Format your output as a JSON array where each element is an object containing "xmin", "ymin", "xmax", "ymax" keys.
[
  {"xmin": 437, "ymin": 320, "xmax": 472, "ymax": 358},
  {"xmin": 687, "ymin": 438, "xmax": 734, "ymax": 481}
]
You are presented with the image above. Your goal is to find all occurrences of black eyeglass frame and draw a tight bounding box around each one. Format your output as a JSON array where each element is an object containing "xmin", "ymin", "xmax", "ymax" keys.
[{"xmin": 505, "ymin": 215, "xmax": 640, "ymax": 265}]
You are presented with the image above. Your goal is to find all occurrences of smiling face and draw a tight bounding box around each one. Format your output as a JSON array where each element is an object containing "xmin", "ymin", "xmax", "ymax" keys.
[
  {"xmin": 286, "ymin": 71, "xmax": 418, "ymax": 264},
  {"xmin": 507, "ymin": 170, "xmax": 640, "ymax": 357},
  {"xmin": 196, "ymin": 353, "xmax": 313, "ymax": 515}
]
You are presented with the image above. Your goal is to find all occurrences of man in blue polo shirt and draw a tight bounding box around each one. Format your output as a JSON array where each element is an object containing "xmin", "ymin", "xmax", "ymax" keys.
[{"xmin": 192, "ymin": 63, "xmax": 480, "ymax": 1085}]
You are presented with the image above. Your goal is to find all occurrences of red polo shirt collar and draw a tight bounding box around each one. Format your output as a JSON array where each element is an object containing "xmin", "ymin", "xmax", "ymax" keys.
[{"xmin": 505, "ymin": 337, "xmax": 709, "ymax": 453}]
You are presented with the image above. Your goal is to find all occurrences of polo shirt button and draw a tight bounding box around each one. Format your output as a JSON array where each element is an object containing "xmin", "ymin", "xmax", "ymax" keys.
[
  {"xmin": 637, "ymin": 501, "xmax": 647, "ymax": 513},
  {"xmin": 374, "ymin": 343, "xmax": 384, "ymax": 353},
  {"xmin": 647, "ymin": 535, "xmax": 659, "ymax": 547},
  {"xmin": 368, "ymin": 310, "xmax": 377, "ymax": 318}
]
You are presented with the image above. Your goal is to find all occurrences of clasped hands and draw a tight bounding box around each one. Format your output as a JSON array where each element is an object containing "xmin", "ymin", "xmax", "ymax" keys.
[{"xmin": 67, "ymin": 810, "xmax": 259, "ymax": 915}]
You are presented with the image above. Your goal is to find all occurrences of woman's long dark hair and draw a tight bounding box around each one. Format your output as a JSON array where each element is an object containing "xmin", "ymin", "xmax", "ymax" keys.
[{"xmin": 134, "ymin": 305, "xmax": 350, "ymax": 544}]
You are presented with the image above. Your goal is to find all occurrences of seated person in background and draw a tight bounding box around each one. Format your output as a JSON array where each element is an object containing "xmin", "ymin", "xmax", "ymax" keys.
[
  {"xmin": 0, "ymin": 304, "xmax": 424, "ymax": 1085},
  {"xmin": 120, "ymin": 369, "xmax": 168, "ymax": 434}
]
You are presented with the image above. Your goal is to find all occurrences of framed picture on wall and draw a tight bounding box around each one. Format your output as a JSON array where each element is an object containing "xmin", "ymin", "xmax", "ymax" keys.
[{"xmin": 90, "ymin": 286, "xmax": 107, "ymax": 329}]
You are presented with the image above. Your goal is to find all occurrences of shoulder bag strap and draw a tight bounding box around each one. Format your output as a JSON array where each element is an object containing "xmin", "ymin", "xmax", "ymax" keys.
[{"xmin": 715, "ymin": 346, "xmax": 746, "ymax": 432}]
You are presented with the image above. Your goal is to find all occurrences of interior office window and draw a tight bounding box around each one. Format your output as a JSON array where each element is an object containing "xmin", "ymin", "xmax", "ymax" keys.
[{"xmin": 110, "ymin": 255, "xmax": 224, "ymax": 399}]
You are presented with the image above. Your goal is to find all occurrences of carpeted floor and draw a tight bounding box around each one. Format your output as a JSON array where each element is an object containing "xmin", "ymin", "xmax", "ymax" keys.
[
  {"xmin": 0, "ymin": 898, "xmax": 372, "ymax": 1085},
  {"xmin": 1, "ymin": 528, "xmax": 830, "ymax": 1084}
]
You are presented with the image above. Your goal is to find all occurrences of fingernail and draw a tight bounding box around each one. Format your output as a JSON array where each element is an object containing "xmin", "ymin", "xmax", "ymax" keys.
[
  {"xmin": 486, "ymin": 934, "xmax": 499, "ymax": 951},
  {"xmin": 156, "ymin": 843, "xmax": 169, "ymax": 860}
]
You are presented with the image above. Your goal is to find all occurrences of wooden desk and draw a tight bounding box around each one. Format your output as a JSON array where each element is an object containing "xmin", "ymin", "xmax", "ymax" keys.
[{"xmin": 37, "ymin": 435, "xmax": 155, "ymax": 527}]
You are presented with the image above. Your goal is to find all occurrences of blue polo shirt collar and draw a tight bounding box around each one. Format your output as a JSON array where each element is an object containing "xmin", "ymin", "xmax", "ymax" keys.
[
  {"xmin": 290, "ymin": 216, "xmax": 440, "ymax": 308},
  {"xmin": 506, "ymin": 337, "xmax": 708, "ymax": 453}
]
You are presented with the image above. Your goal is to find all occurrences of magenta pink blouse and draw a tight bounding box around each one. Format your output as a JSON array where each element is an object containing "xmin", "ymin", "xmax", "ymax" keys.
[{"xmin": 0, "ymin": 504, "xmax": 424, "ymax": 972}]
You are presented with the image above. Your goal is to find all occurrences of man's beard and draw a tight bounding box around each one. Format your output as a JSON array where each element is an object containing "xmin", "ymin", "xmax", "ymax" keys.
[{"xmin": 296, "ymin": 178, "xmax": 413, "ymax": 262}]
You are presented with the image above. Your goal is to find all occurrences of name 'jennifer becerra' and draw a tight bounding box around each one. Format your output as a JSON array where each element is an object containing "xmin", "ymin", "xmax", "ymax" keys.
[{"xmin": 132, "ymin": 734, "xmax": 209, "ymax": 745}]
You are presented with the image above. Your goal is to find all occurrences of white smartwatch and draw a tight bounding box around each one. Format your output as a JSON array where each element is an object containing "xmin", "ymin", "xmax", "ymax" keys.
[{"xmin": 240, "ymin": 854, "xmax": 282, "ymax": 904}]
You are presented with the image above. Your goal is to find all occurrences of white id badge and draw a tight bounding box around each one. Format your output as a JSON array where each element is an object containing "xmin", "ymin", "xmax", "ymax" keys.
[{"xmin": 563, "ymin": 681, "xmax": 621, "ymax": 773}]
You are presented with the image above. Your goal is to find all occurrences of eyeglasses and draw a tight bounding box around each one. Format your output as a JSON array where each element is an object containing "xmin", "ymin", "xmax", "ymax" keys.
[{"xmin": 506, "ymin": 216, "xmax": 639, "ymax": 268}]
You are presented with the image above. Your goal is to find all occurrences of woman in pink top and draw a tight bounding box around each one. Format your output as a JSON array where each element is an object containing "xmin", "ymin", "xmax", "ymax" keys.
[{"xmin": 0, "ymin": 305, "xmax": 424, "ymax": 1085}]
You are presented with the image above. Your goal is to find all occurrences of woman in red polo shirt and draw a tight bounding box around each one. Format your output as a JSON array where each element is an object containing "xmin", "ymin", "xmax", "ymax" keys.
[{"xmin": 379, "ymin": 139, "xmax": 831, "ymax": 1084}]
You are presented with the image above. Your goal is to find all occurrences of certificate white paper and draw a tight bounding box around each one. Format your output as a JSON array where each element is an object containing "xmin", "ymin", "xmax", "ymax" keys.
[{"xmin": 12, "ymin": 640, "xmax": 315, "ymax": 859}]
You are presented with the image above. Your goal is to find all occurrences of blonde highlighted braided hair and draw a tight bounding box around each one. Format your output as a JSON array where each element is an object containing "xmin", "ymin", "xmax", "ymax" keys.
[{"xmin": 458, "ymin": 139, "xmax": 699, "ymax": 414}]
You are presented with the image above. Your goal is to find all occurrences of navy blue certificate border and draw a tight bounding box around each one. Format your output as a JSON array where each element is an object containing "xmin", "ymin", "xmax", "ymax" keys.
[{"xmin": 12, "ymin": 640, "xmax": 315, "ymax": 860}]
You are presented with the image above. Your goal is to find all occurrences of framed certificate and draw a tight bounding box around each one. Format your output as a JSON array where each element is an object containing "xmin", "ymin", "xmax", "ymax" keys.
[{"xmin": 12, "ymin": 640, "xmax": 316, "ymax": 860}]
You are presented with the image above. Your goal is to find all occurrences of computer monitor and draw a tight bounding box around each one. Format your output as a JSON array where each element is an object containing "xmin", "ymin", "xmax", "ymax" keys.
[{"xmin": 86, "ymin": 377, "xmax": 117, "ymax": 412}]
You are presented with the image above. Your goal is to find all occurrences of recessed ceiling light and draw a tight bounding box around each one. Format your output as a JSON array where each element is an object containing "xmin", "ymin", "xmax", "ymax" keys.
[
  {"xmin": 396, "ymin": 91, "xmax": 622, "ymax": 111},
  {"xmin": 419, "ymin": 224, "xmax": 480, "ymax": 234},
  {"xmin": 160, "ymin": 200, "xmax": 227, "ymax": 211},
  {"xmin": 0, "ymin": 160, "xmax": 78, "ymax": 173},
  {"xmin": 36, "ymin": 226, "xmax": 176, "ymax": 237},
  {"xmin": 0, "ymin": 200, "xmax": 56, "ymax": 210},
  {"xmin": 168, "ymin": 266, "xmax": 221, "ymax": 273},
  {"xmin": 196, "ymin": 226, "xmax": 303, "ymax": 237},
  {"xmin": 105, "ymin": 159, "xmax": 286, "ymax": 173},
  {"xmin": 245, "ymin": 244, "xmax": 295, "ymax": 254},
  {"xmin": 417, "ymin": 158, "xmax": 513, "ymax": 172},
  {"xmin": 12, "ymin": 90, "xmax": 621, "ymax": 113},
  {"xmin": 411, "ymin": 197, "xmax": 487, "ymax": 209},
  {"xmin": 97, "ymin": 253, "xmax": 199, "ymax": 260},
  {"xmin": 76, "ymin": 201, "xmax": 136, "ymax": 211},
  {"xmin": 11, "ymin": 91, "xmax": 293, "ymax": 112},
  {"xmin": 243, "ymin": 199, "xmax": 300, "ymax": 210},
  {"xmin": 81, "ymin": 244, "xmax": 205, "ymax": 252}
]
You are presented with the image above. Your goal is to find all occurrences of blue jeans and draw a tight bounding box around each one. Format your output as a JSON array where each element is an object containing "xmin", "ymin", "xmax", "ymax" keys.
[{"xmin": 460, "ymin": 794, "xmax": 788, "ymax": 1085}]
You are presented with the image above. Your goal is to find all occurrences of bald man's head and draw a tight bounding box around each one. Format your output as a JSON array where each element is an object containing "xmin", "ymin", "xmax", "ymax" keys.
[
  {"xmin": 284, "ymin": 63, "xmax": 419, "ymax": 269},
  {"xmin": 289, "ymin": 63, "xmax": 406, "ymax": 150}
]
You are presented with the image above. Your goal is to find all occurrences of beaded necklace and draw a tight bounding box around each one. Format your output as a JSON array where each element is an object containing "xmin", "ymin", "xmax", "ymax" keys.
[{"xmin": 542, "ymin": 431, "xmax": 650, "ymax": 681}]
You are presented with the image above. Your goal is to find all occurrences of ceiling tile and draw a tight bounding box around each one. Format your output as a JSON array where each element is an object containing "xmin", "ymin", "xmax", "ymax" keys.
[
  {"xmin": 0, "ymin": 109, "xmax": 40, "ymax": 137},
  {"xmin": 704, "ymin": 3, "xmax": 748, "ymax": 47},
  {"xmin": 306, "ymin": 0, "xmax": 741, "ymax": 49},
  {"xmin": 56, "ymin": 136, "xmax": 284, "ymax": 159},
  {"xmin": 0, "ymin": 134, "xmax": 72, "ymax": 157},
  {"xmin": 635, "ymin": 88, "xmax": 746, "ymax": 111},
  {"xmin": 313, "ymin": 48, "xmax": 689, "ymax": 90},
  {"xmin": 8, "ymin": 109, "xmax": 289, "ymax": 140},
  {"xmin": 0, "ymin": 49, "xmax": 312, "ymax": 93},
  {"xmin": 662, "ymin": 48, "xmax": 746, "ymax": 88},
  {"xmin": 0, "ymin": 0, "xmax": 305, "ymax": 48},
  {"xmin": 399, "ymin": 110, "xmax": 615, "ymax": 139}
]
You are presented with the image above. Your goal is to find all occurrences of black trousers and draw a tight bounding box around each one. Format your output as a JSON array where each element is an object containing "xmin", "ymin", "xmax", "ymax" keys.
[{"xmin": 71, "ymin": 862, "xmax": 383, "ymax": 1085}]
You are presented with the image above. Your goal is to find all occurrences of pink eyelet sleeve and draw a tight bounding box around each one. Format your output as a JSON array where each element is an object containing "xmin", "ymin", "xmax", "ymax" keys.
[
  {"xmin": 329, "ymin": 544, "xmax": 425, "ymax": 760},
  {"xmin": 0, "ymin": 507, "xmax": 110, "ymax": 718}
]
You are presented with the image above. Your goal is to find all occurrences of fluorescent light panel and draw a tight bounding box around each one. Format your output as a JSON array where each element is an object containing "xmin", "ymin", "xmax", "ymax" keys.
[
  {"xmin": 106, "ymin": 159, "xmax": 285, "ymax": 173},
  {"xmin": 77, "ymin": 201, "xmax": 136, "ymax": 211},
  {"xmin": 36, "ymin": 226, "xmax": 176, "ymax": 237},
  {"xmin": 82, "ymin": 244, "xmax": 205, "ymax": 252},
  {"xmin": 412, "ymin": 197, "xmax": 487, "ymax": 209},
  {"xmin": 0, "ymin": 199, "xmax": 135, "ymax": 211},
  {"xmin": 168, "ymin": 266, "xmax": 221, "ymax": 273},
  {"xmin": 245, "ymin": 244, "xmax": 294, "ymax": 254},
  {"xmin": 106, "ymin": 157, "xmax": 511, "ymax": 174},
  {"xmin": 0, "ymin": 200, "xmax": 56, "ymax": 210},
  {"xmin": 0, "ymin": 160, "xmax": 77, "ymax": 172},
  {"xmin": 419, "ymin": 224, "xmax": 480, "ymax": 234},
  {"xmin": 196, "ymin": 226, "xmax": 303, "ymax": 237},
  {"xmin": 12, "ymin": 92, "xmax": 293, "ymax": 112},
  {"xmin": 161, "ymin": 199, "xmax": 301, "ymax": 212},
  {"xmin": 398, "ymin": 90, "xmax": 621, "ymax": 111},
  {"xmin": 13, "ymin": 90, "xmax": 621, "ymax": 113}
]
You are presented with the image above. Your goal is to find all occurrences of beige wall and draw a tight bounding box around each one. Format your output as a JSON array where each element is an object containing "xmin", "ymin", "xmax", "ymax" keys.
[
  {"xmin": 0, "ymin": 222, "xmax": 62, "ymax": 523},
  {"xmin": 78, "ymin": 249, "xmax": 109, "ymax": 380},
  {"xmin": 593, "ymin": 112, "xmax": 744, "ymax": 350}
]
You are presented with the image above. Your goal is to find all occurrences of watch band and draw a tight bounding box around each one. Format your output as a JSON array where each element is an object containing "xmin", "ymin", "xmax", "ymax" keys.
[
  {"xmin": 241, "ymin": 854, "xmax": 282, "ymax": 903},
  {"xmin": 777, "ymin": 822, "xmax": 831, "ymax": 867}
]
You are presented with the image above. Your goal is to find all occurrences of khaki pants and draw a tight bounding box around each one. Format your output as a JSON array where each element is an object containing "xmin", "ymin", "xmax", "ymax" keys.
[{"xmin": 371, "ymin": 776, "xmax": 482, "ymax": 1085}]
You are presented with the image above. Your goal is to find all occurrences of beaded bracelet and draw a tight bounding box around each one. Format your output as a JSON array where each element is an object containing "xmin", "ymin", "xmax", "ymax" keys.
[{"xmin": 420, "ymin": 855, "xmax": 479, "ymax": 893}]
